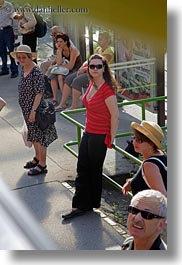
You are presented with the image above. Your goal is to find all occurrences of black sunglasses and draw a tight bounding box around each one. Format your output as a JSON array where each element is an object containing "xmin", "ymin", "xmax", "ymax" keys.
[
  {"xmin": 89, "ymin": 64, "xmax": 103, "ymax": 70},
  {"xmin": 128, "ymin": 206, "xmax": 164, "ymax": 220}
]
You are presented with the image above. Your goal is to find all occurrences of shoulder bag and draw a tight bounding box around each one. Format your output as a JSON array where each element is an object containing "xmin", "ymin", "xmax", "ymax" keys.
[{"xmin": 36, "ymin": 101, "xmax": 56, "ymax": 131}]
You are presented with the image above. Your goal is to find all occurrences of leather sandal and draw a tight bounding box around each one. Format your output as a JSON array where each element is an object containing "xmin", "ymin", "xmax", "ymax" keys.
[
  {"xmin": 24, "ymin": 157, "xmax": 39, "ymax": 169},
  {"xmin": 28, "ymin": 164, "xmax": 48, "ymax": 176}
]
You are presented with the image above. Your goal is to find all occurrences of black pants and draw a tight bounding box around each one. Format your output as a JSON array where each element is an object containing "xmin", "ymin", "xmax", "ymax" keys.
[
  {"xmin": 72, "ymin": 132, "xmax": 107, "ymax": 210},
  {"xmin": 22, "ymin": 32, "xmax": 37, "ymax": 63},
  {"xmin": 0, "ymin": 27, "xmax": 18, "ymax": 74}
]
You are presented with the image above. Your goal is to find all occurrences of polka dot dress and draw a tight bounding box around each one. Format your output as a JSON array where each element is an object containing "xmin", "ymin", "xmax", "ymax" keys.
[{"xmin": 18, "ymin": 66, "xmax": 58, "ymax": 147}]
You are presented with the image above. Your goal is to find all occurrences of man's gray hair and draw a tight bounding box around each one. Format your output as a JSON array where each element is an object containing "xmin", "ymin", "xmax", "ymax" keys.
[{"xmin": 131, "ymin": 189, "xmax": 167, "ymax": 219}]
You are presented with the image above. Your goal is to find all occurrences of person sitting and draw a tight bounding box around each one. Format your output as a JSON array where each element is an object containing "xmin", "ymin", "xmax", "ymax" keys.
[
  {"xmin": 121, "ymin": 189, "xmax": 167, "ymax": 250},
  {"xmin": 122, "ymin": 120, "xmax": 167, "ymax": 197},
  {"xmin": 55, "ymin": 31, "xmax": 114, "ymax": 111},
  {"xmin": 39, "ymin": 26, "xmax": 64, "ymax": 99},
  {"xmin": 40, "ymin": 25, "xmax": 64, "ymax": 76},
  {"xmin": 48, "ymin": 33, "xmax": 82, "ymax": 106}
]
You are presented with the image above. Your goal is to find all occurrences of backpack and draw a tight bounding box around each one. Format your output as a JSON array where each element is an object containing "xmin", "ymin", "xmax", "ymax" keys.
[{"xmin": 34, "ymin": 13, "xmax": 47, "ymax": 38}]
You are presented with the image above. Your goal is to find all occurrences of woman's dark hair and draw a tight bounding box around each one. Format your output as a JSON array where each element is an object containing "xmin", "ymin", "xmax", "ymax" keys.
[
  {"xmin": 134, "ymin": 130, "xmax": 158, "ymax": 151},
  {"xmin": 56, "ymin": 33, "xmax": 71, "ymax": 48},
  {"xmin": 88, "ymin": 54, "xmax": 118, "ymax": 91}
]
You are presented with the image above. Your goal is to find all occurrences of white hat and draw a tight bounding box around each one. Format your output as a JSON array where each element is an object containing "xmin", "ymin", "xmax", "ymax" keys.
[{"xmin": 10, "ymin": 45, "xmax": 37, "ymax": 60}]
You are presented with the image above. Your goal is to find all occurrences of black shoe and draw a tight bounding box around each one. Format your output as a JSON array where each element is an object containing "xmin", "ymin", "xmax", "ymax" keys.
[
  {"xmin": 24, "ymin": 157, "xmax": 39, "ymax": 169},
  {"xmin": 28, "ymin": 164, "xmax": 48, "ymax": 176},
  {"xmin": 62, "ymin": 209, "xmax": 85, "ymax": 220},
  {"xmin": 10, "ymin": 72, "xmax": 18, "ymax": 78},
  {"xmin": 0, "ymin": 71, "xmax": 9, "ymax": 76}
]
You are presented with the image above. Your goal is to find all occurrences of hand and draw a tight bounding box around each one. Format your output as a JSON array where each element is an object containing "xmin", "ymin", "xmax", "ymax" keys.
[
  {"xmin": 28, "ymin": 110, "xmax": 36, "ymax": 123},
  {"xmin": 122, "ymin": 178, "xmax": 132, "ymax": 195},
  {"xmin": 77, "ymin": 67, "xmax": 87, "ymax": 75},
  {"xmin": 19, "ymin": 22, "xmax": 24, "ymax": 28}
]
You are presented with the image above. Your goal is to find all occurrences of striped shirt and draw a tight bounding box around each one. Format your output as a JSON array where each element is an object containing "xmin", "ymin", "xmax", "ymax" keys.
[{"xmin": 82, "ymin": 81, "xmax": 116, "ymax": 135}]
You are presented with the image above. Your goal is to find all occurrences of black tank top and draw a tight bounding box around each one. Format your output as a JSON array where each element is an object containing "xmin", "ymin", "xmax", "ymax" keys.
[
  {"xmin": 62, "ymin": 51, "xmax": 82, "ymax": 71},
  {"xmin": 131, "ymin": 154, "xmax": 167, "ymax": 196}
]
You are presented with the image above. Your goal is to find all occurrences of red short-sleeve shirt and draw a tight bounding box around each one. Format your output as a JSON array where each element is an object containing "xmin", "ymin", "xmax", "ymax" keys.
[{"xmin": 82, "ymin": 81, "xmax": 116, "ymax": 135}]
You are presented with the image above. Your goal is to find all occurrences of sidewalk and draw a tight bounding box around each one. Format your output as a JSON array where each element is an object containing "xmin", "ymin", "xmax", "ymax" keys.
[
  {"xmin": 0, "ymin": 71, "xmax": 130, "ymax": 250},
  {"xmin": 0, "ymin": 62, "xmax": 160, "ymax": 249}
]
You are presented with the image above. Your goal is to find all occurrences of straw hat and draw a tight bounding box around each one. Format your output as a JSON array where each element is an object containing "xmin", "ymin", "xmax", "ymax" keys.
[
  {"xmin": 10, "ymin": 45, "xmax": 37, "ymax": 60},
  {"xmin": 131, "ymin": 120, "xmax": 164, "ymax": 150}
]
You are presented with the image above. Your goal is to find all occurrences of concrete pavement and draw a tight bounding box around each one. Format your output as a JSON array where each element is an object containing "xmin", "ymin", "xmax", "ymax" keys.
[
  {"xmin": 0, "ymin": 64, "xmax": 160, "ymax": 249},
  {"xmin": 0, "ymin": 70, "xmax": 130, "ymax": 250}
]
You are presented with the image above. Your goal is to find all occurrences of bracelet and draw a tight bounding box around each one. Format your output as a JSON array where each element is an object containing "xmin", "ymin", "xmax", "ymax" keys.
[{"xmin": 31, "ymin": 109, "xmax": 37, "ymax": 112}]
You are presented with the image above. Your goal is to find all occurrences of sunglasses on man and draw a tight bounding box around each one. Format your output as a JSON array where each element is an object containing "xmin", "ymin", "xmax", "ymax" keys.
[{"xmin": 128, "ymin": 206, "xmax": 164, "ymax": 220}]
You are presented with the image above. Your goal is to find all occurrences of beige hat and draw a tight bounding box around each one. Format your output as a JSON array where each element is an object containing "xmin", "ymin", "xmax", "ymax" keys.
[
  {"xmin": 10, "ymin": 45, "xmax": 37, "ymax": 60},
  {"xmin": 131, "ymin": 120, "xmax": 164, "ymax": 150}
]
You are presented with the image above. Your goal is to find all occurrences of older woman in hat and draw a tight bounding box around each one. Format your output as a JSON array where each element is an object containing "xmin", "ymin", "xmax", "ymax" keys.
[
  {"xmin": 122, "ymin": 121, "xmax": 167, "ymax": 197},
  {"xmin": 10, "ymin": 45, "xmax": 57, "ymax": 175}
]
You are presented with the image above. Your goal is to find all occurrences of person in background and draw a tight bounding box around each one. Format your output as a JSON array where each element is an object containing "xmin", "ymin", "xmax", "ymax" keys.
[
  {"xmin": 122, "ymin": 120, "xmax": 167, "ymax": 197},
  {"xmin": 48, "ymin": 33, "xmax": 82, "ymax": 106},
  {"xmin": 40, "ymin": 26, "xmax": 64, "ymax": 99},
  {"xmin": 94, "ymin": 31, "xmax": 114, "ymax": 64},
  {"xmin": 10, "ymin": 45, "xmax": 57, "ymax": 175},
  {"xmin": 40, "ymin": 26, "xmax": 64, "ymax": 75},
  {"xmin": 0, "ymin": 0, "xmax": 19, "ymax": 78},
  {"xmin": 14, "ymin": 4, "xmax": 37, "ymax": 62},
  {"xmin": 55, "ymin": 31, "xmax": 114, "ymax": 111},
  {"xmin": 62, "ymin": 54, "xmax": 119, "ymax": 219},
  {"xmin": 121, "ymin": 189, "xmax": 167, "ymax": 250}
]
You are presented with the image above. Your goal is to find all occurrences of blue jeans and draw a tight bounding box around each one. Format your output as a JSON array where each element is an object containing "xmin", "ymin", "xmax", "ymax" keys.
[
  {"xmin": 0, "ymin": 27, "xmax": 18, "ymax": 74},
  {"xmin": 72, "ymin": 132, "xmax": 107, "ymax": 210}
]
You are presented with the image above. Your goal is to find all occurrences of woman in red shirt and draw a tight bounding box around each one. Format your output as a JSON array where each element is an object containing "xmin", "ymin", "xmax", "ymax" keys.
[{"xmin": 62, "ymin": 54, "xmax": 119, "ymax": 219}]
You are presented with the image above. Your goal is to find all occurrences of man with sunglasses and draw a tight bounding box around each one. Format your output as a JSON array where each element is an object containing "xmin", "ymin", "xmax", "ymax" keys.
[{"xmin": 122, "ymin": 189, "xmax": 167, "ymax": 250}]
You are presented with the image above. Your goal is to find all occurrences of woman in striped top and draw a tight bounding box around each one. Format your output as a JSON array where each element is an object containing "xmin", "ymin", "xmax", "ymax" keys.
[{"xmin": 62, "ymin": 54, "xmax": 119, "ymax": 219}]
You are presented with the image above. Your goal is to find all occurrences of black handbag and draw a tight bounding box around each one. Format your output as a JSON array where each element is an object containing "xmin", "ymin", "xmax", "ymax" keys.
[{"xmin": 36, "ymin": 101, "xmax": 56, "ymax": 131}]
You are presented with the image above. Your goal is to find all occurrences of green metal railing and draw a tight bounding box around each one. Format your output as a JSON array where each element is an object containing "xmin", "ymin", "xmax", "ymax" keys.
[{"xmin": 60, "ymin": 96, "xmax": 167, "ymax": 193}]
